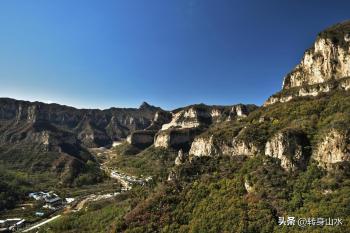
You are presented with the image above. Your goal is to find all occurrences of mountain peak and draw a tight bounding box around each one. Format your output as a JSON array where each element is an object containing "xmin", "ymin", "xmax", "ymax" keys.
[{"xmin": 139, "ymin": 102, "xmax": 159, "ymax": 111}]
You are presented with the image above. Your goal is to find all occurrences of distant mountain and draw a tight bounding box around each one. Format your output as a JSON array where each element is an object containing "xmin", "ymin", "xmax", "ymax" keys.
[{"xmin": 0, "ymin": 98, "xmax": 166, "ymax": 184}]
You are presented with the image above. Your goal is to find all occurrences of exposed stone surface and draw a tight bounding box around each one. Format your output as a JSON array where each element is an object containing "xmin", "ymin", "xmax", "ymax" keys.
[
  {"xmin": 189, "ymin": 136, "xmax": 218, "ymax": 157},
  {"xmin": 156, "ymin": 104, "xmax": 257, "ymax": 151},
  {"xmin": 126, "ymin": 130, "xmax": 157, "ymax": 148},
  {"xmin": 313, "ymin": 129, "xmax": 350, "ymax": 169},
  {"xmin": 0, "ymin": 98, "xmax": 162, "ymax": 148},
  {"xmin": 161, "ymin": 104, "xmax": 257, "ymax": 130},
  {"xmin": 244, "ymin": 179, "xmax": 254, "ymax": 193},
  {"xmin": 284, "ymin": 21, "xmax": 350, "ymax": 89},
  {"xmin": 154, "ymin": 128, "xmax": 198, "ymax": 151},
  {"xmin": 265, "ymin": 77, "xmax": 350, "ymax": 106},
  {"xmin": 222, "ymin": 138, "xmax": 259, "ymax": 157},
  {"xmin": 161, "ymin": 106, "xmax": 211, "ymax": 130},
  {"xmin": 146, "ymin": 110, "xmax": 172, "ymax": 131},
  {"xmin": 0, "ymin": 98, "xmax": 164, "ymax": 181},
  {"xmin": 189, "ymin": 129, "xmax": 260, "ymax": 158},
  {"xmin": 175, "ymin": 149, "xmax": 188, "ymax": 165},
  {"xmin": 265, "ymin": 21, "xmax": 350, "ymax": 105},
  {"xmin": 265, "ymin": 130, "xmax": 310, "ymax": 171}
]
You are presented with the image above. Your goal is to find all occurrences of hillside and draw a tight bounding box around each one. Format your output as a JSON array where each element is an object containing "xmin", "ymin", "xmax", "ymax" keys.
[{"xmin": 2, "ymin": 21, "xmax": 350, "ymax": 233}]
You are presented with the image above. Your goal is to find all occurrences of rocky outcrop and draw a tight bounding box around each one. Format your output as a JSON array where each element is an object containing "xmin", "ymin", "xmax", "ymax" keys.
[
  {"xmin": 161, "ymin": 106, "xmax": 211, "ymax": 130},
  {"xmin": 313, "ymin": 129, "xmax": 350, "ymax": 169},
  {"xmin": 189, "ymin": 136, "xmax": 219, "ymax": 157},
  {"xmin": 156, "ymin": 104, "xmax": 256, "ymax": 151},
  {"xmin": 175, "ymin": 149, "xmax": 188, "ymax": 165},
  {"xmin": 265, "ymin": 77, "xmax": 350, "ymax": 106},
  {"xmin": 244, "ymin": 179, "xmax": 254, "ymax": 193},
  {"xmin": 145, "ymin": 110, "xmax": 172, "ymax": 131},
  {"xmin": 0, "ymin": 98, "xmax": 164, "ymax": 183},
  {"xmin": 0, "ymin": 98, "xmax": 162, "ymax": 148},
  {"xmin": 283, "ymin": 22, "xmax": 350, "ymax": 89},
  {"xmin": 189, "ymin": 129, "xmax": 260, "ymax": 158},
  {"xmin": 265, "ymin": 130, "xmax": 310, "ymax": 171},
  {"xmin": 161, "ymin": 104, "xmax": 257, "ymax": 130},
  {"xmin": 265, "ymin": 21, "xmax": 350, "ymax": 105},
  {"xmin": 222, "ymin": 138, "xmax": 259, "ymax": 157},
  {"xmin": 126, "ymin": 130, "xmax": 157, "ymax": 148},
  {"xmin": 154, "ymin": 128, "xmax": 198, "ymax": 151}
]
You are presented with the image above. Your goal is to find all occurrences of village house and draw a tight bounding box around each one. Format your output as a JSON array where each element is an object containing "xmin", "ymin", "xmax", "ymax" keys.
[{"xmin": 0, "ymin": 218, "xmax": 26, "ymax": 232}]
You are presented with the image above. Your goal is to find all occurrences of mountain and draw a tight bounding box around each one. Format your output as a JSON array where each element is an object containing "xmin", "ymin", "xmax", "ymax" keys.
[
  {"xmin": 0, "ymin": 98, "xmax": 166, "ymax": 185},
  {"xmin": 2, "ymin": 21, "xmax": 350, "ymax": 233},
  {"xmin": 103, "ymin": 21, "xmax": 350, "ymax": 233},
  {"xmin": 265, "ymin": 20, "xmax": 350, "ymax": 105},
  {"xmin": 0, "ymin": 98, "xmax": 256, "ymax": 185}
]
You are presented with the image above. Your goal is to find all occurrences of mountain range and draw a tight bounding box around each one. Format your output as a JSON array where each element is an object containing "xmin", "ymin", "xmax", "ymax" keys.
[{"xmin": 1, "ymin": 20, "xmax": 350, "ymax": 233}]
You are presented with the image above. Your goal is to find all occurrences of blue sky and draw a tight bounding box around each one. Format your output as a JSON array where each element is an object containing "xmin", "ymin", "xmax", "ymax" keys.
[{"xmin": 0, "ymin": 0, "xmax": 349, "ymax": 110}]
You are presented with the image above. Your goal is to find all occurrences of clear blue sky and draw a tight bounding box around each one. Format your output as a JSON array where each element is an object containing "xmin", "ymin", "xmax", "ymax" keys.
[{"xmin": 0, "ymin": 0, "xmax": 349, "ymax": 110}]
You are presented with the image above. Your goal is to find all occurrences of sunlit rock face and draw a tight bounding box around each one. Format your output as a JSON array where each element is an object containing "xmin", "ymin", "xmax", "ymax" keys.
[
  {"xmin": 175, "ymin": 149, "xmax": 188, "ymax": 165},
  {"xmin": 265, "ymin": 21, "xmax": 350, "ymax": 106},
  {"xmin": 189, "ymin": 129, "xmax": 260, "ymax": 159},
  {"xmin": 189, "ymin": 136, "xmax": 219, "ymax": 157},
  {"xmin": 161, "ymin": 107, "xmax": 211, "ymax": 130},
  {"xmin": 265, "ymin": 130, "xmax": 310, "ymax": 171},
  {"xmin": 154, "ymin": 128, "xmax": 197, "ymax": 151},
  {"xmin": 283, "ymin": 22, "xmax": 350, "ymax": 89},
  {"xmin": 126, "ymin": 130, "xmax": 157, "ymax": 149},
  {"xmin": 313, "ymin": 129, "xmax": 350, "ymax": 169},
  {"xmin": 161, "ymin": 104, "xmax": 256, "ymax": 131},
  {"xmin": 155, "ymin": 104, "xmax": 257, "ymax": 151}
]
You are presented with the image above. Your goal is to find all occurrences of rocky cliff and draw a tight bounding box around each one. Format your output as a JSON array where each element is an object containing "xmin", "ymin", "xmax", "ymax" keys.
[
  {"xmin": 265, "ymin": 129, "xmax": 310, "ymax": 171},
  {"xmin": 189, "ymin": 127, "xmax": 260, "ymax": 158},
  {"xmin": 313, "ymin": 129, "xmax": 350, "ymax": 169},
  {"xmin": 0, "ymin": 98, "xmax": 162, "ymax": 148},
  {"xmin": 154, "ymin": 104, "xmax": 257, "ymax": 151},
  {"xmin": 0, "ymin": 98, "xmax": 164, "ymax": 183},
  {"xmin": 265, "ymin": 21, "xmax": 350, "ymax": 105}
]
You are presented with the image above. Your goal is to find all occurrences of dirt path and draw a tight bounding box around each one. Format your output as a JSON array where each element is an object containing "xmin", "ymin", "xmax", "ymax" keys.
[{"xmin": 22, "ymin": 215, "xmax": 61, "ymax": 232}]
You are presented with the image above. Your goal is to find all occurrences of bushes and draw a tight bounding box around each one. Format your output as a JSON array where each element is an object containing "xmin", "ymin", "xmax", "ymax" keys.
[{"xmin": 0, "ymin": 166, "xmax": 31, "ymax": 211}]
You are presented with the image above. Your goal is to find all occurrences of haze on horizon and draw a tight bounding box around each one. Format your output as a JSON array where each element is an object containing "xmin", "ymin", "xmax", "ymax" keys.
[{"xmin": 0, "ymin": 0, "xmax": 350, "ymax": 110}]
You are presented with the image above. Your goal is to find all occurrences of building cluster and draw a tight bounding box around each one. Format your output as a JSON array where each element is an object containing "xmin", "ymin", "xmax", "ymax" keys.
[
  {"xmin": 0, "ymin": 218, "xmax": 25, "ymax": 232},
  {"xmin": 28, "ymin": 191, "xmax": 63, "ymax": 210}
]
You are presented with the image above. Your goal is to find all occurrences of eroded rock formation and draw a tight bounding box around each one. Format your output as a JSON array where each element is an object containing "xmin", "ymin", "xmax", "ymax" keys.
[
  {"xmin": 265, "ymin": 21, "xmax": 350, "ymax": 105},
  {"xmin": 265, "ymin": 129, "xmax": 310, "ymax": 171},
  {"xmin": 313, "ymin": 129, "xmax": 350, "ymax": 169}
]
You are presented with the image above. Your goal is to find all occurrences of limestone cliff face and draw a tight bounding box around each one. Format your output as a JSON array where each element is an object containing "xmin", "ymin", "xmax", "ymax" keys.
[
  {"xmin": 156, "ymin": 104, "xmax": 256, "ymax": 151},
  {"xmin": 223, "ymin": 139, "xmax": 259, "ymax": 157},
  {"xmin": 161, "ymin": 104, "xmax": 256, "ymax": 131},
  {"xmin": 313, "ymin": 129, "xmax": 350, "ymax": 169},
  {"xmin": 189, "ymin": 136, "xmax": 219, "ymax": 157},
  {"xmin": 175, "ymin": 149, "xmax": 188, "ymax": 165},
  {"xmin": 0, "ymin": 98, "xmax": 162, "ymax": 148},
  {"xmin": 127, "ymin": 130, "xmax": 157, "ymax": 149},
  {"xmin": 265, "ymin": 130, "xmax": 310, "ymax": 171},
  {"xmin": 265, "ymin": 21, "xmax": 350, "ymax": 105},
  {"xmin": 189, "ymin": 128, "xmax": 260, "ymax": 158},
  {"xmin": 0, "ymin": 98, "xmax": 164, "ymax": 181},
  {"xmin": 154, "ymin": 128, "xmax": 198, "ymax": 151},
  {"xmin": 161, "ymin": 107, "xmax": 211, "ymax": 130},
  {"xmin": 146, "ymin": 111, "xmax": 172, "ymax": 130},
  {"xmin": 283, "ymin": 22, "xmax": 350, "ymax": 89}
]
